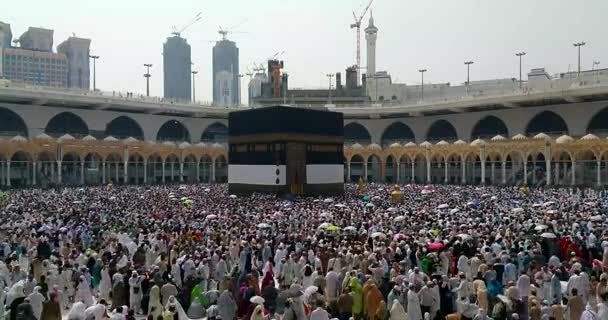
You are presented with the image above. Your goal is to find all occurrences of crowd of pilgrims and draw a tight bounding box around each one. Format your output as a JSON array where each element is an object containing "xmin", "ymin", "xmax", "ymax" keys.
[{"xmin": 0, "ymin": 183, "xmax": 608, "ymax": 320}]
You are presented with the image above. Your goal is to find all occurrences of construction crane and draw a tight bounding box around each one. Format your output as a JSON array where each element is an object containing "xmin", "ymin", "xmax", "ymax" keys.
[
  {"xmin": 171, "ymin": 12, "xmax": 203, "ymax": 37},
  {"xmin": 218, "ymin": 25, "xmax": 247, "ymax": 41},
  {"xmin": 350, "ymin": 0, "xmax": 375, "ymax": 86}
]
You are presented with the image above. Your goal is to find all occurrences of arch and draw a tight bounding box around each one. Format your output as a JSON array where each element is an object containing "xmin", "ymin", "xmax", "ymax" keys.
[
  {"xmin": 45, "ymin": 112, "xmax": 89, "ymax": 137},
  {"xmin": 426, "ymin": 119, "xmax": 457, "ymax": 142},
  {"xmin": 525, "ymin": 111, "xmax": 569, "ymax": 136},
  {"xmin": 587, "ymin": 107, "xmax": 608, "ymax": 135},
  {"xmin": 201, "ymin": 122, "xmax": 228, "ymax": 143},
  {"xmin": 199, "ymin": 155, "xmax": 212, "ymax": 182},
  {"xmin": 366, "ymin": 154, "xmax": 382, "ymax": 182},
  {"xmin": 385, "ymin": 155, "xmax": 396, "ymax": 183},
  {"xmin": 381, "ymin": 122, "xmax": 415, "ymax": 146},
  {"xmin": 156, "ymin": 120, "xmax": 191, "ymax": 143},
  {"xmin": 471, "ymin": 115, "xmax": 509, "ymax": 140},
  {"xmin": 0, "ymin": 107, "xmax": 28, "ymax": 138},
  {"xmin": 105, "ymin": 116, "xmax": 144, "ymax": 140},
  {"xmin": 344, "ymin": 122, "xmax": 371, "ymax": 144},
  {"xmin": 215, "ymin": 155, "xmax": 228, "ymax": 182}
]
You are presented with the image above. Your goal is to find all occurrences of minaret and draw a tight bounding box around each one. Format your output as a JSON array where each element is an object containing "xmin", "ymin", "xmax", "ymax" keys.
[{"xmin": 365, "ymin": 11, "xmax": 378, "ymax": 78}]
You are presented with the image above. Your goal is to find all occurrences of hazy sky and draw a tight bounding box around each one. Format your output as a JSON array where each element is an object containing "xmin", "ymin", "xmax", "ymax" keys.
[{"xmin": 4, "ymin": 0, "xmax": 607, "ymax": 103}]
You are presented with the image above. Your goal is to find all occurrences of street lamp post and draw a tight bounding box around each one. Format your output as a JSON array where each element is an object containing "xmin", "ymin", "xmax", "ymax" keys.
[
  {"xmin": 89, "ymin": 55, "xmax": 99, "ymax": 91},
  {"xmin": 418, "ymin": 69, "xmax": 427, "ymax": 100},
  {"xmin": 191, "ymin": 71, "xmax": 198, "ymax": 102},
  {"xmin": 464, "ymin": 61, "xmax": 474, "ymax": 94},
  {"xmin": 515, "ymin": 52, "xmax": 526, "ymax": 89},
  {"xmin": 143, "ymin": 64, "xmax": 153, "ymax": 97},
  {"xmin": 593, "ymin": 61, "xmax": 601, "ymax": 83},
  {"xmin": 326, "ymin": 73, "xmax": 334, "ymax": 104},
  {"xmin": 573, "ymin": 42, "xmax": 586, "ymax": 75}
]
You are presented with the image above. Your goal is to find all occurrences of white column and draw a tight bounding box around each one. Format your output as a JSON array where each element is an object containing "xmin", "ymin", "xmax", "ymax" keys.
[
  {"xmin": 363, "ymin": 163, "xmax": 368, "ymax": 181},
  {"xmin": 502, "ymin": 160, "xmax": 507, "ymax": 184},
  {"xmin": 56, "ymin": 161, "xmax": 62, "ymax": 184},
  {"xmin": 409, "ymin": 161, "xmax": 413, "ymax": 183},
  {"xmin": 80, "ymin": 160, "xmax": 85, "ymax": 185},
  {"xmin": 123, "ymin": 161, "xmax": 128, "ymax": 184},
  {"xmin": 597, "ymin": 160, "xmax": 602, "ymax": 187},
  {"xmin": 6, "ymin": 161, "xmax": 11, "ymax": 187},
  {"xmin": 396, "ymin": 162, "xmax": 400, "ymax": 183},
  {"xmin": 143, "ymin": 160, "xmax": 148, "ymax": 184},
  {"xmin": 481, "ymin": 159, "xmax": 486, "ymax": 184},
  {"xmin": 179, "ymin": 162, "xmax": 184, "ymax": 182},
  {"xmin": 426, "ymin": 157, "xmax": 431, "ymax": 183},
  {"xmin": 196, "ymin": 160, "xmax": 200, "ymax": 182},
  {"xmin": 490, "ymin": 163, "xmax": 495, "ymax": 184},
  {"xmin": 346, "ymin": 161, "xmax": 351, "ymax": 182},
  {"xmin": 555, "ymin": 161, "xmax": 560, "ymax": 185},
  {"xmin": 32, "ymin": 161, "xmax": 37, "ymax": 186},
  {"xmin": 115, "ymin": 163, "xmax": 119, "ymax": 184},
  {"xmin": 102, "ymin": 161, "xmax": 106, "ymax": 184},
  {"xmin": 162, "ymin": 161, "xmax": 166, "ymax": 183},
  {"xmin": 461, "ymin": 157, "xmax": 466, "ymax": 184},
  {"xmin": 546, "ymin": 159, "xmax": 552, "ymax": 186},
  {"xmin": 571, "ymin": 160, "xmax": 576, "ymax": 185},
  {"xmin": 170, "ymin": 162, "xmax": 175, "ymax": 182},
  {"xmin": 211, "ymin": 158, "xmax": 216, "ymax": 182},
  {"xmin": 444, "ymin": 161, "xmax": 448, "ymax": 183},
  {"xmin": 523, "ymin": 160, "xmax": 528, "ymax": 185},
  {"xmin": 0, "ymin": 161, "xmax": 4, "ymax": 186}
]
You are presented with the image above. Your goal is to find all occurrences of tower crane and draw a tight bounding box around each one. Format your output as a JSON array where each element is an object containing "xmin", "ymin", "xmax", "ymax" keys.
[
  {"xmin": 171, "ymin": 12, "xmax": 203, "ymax": 37},
  {"xmin": 218, "ymin": 25, "xmax": 248, "ymax": 41},
  {"xmin": 350, "ymin": 0, "xmax": 375, "ymax": 86}
]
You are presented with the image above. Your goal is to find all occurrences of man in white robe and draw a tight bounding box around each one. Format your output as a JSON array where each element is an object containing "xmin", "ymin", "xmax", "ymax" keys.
[
  {"xmin": 407, "ymin": 284, "xmax": 423, "ymax": 320},
  {"xmin": 128, "ymin": 271, "xmax": 143, "ymax": 313},
  {"xmin": 28, "ymin": 286, "xmax": 44, "ymax": 320}
]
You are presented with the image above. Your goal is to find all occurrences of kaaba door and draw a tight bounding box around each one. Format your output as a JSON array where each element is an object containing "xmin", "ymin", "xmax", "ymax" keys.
[{"xmin": 286, "ymin": 142, "xmax": 306, "ymax": 194}]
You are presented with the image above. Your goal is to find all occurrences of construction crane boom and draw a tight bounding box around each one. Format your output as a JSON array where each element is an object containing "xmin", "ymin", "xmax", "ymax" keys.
[
  {"xmin": 350, "ymin": 0, "xmax": 375, "ymax": 86},
  {"xmin": 171, "ymin": 12, "xmax": 202, "ymax": 37}
]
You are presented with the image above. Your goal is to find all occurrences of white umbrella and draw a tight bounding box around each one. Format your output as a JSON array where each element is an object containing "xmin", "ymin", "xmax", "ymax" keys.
[
  {"xmin": 591, "ymin": 215, "xmax": 603, "ymax": 221},
  {"xmin": 320, "ymin": 212, "xmax": 332, "ymax": 219},
  {"xmin": 371, "ymin": 232, "xmax": 386, "ymax": 239},
  {"xmin": 180, "ymin": 197, "xmax": 188, "ymax": 201},
  {"xmin": 257, "ymin": 223, "xmax": 271, "ymax": 229},
  {"xmin": 344, "ymin": 226, "xmax": 357, "ymax": 232},
  {"xmin": 481, "ymin": 193, "xmax": 491, "ymax": 198},
  {"xmin": 490, "ymin": 196, "xmax": 497, "ymax": 200},
  {"xmin": 304, "ymin": 286, "xmax": 319, "ymax": 298},
  {"xmin": 532, "ymin": 203, "xmax": 543, "ymax": 208},
  {"xmin": 545, "ymin": 210, "xmax": 557, "ymax": 215},
  {"xmin": 323, "ymin": 198, "xmax": 334, "ymax": 203},
  {"xmin": 365, "ymin": 203, "xmax": 374, "ymax": 208},
  {"xmin": 450, "ymin": 208, "xmax": 460, "ymax": 214},
  {"xmin": 543, "ymin": 201, "xmax": 555, "ymax": 207},
  {"xmin": 421, "ymin": 189, "xmax": 432, "ymax": 195},
  {"xmin": 467, "ymin": 201, "xmax": 475, "ymax": 207},
  {"xmin": 334, "ymin": 204, "xmax": 346, "ymax": 208},
  {"xmin": 437, "ymin": 204, "xmax": 449, "ymax": 209},
  {"xmin": 318, "ymin": 222, "xmax": 332, "ymax": 229},
  {"xmin": 179, "ymin": 186, "xmax": 187, "ymax": 190},
  {"xmin": 73, "ymin": 201, "xmax": 83, "ymax": 204},
  {"xmin": 512, "ymin": 208, "xmax": 524, "ymax": 213},
  {"xmin": 534, "ymin": 225, "xmax": 549, "ymax": 231},
  {"xmin": 229, "ymin": 194, "xmax": 237, "ymax": 199},
  {"xmin": 109, "ymin": 196, "xmax": 116, "ymax": 200},
  {"xmin": 387, "ymin": 207, "xmax": 398, "ymax": 212},
  {"xmin": 206, "ymin": 214, "xmax": 218, "ymax": 220},
  {"xmin": 250, "ymin": 296, "xmax": 265, "ymax": 305},
  {"xmin": 204, "ymin": 188, "xmax": 211, "ymax": 192},
  {"xmin": 540, "ymin": 232, "xmax": 557, "ymax": 239},
  {"xmin": 457, "ymin": 233, "xmax": 472, "ymax": 240},
  {"xmin": 394, "ymin": 216, "xmax": 406, "ymax": 222}
]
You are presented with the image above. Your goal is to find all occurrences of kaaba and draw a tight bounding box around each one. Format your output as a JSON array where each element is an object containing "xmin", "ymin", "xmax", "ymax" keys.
[{"xmin": 228, "ymin": 106, "xmax": 344, "ymax": 195}]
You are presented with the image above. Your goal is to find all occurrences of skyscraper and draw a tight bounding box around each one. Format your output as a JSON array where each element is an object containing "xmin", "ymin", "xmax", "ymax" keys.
[
  {"xmin": 0, "ymin": 22, "xmax": 12, "ymax": 78},
  {"xmin": 212, "ymin": 39, "xmax": 240, "ymax": 107},
  {"xmin": 163, "ymin": 35, "xmax": 191, "ymax": 101},
  {"xmin": 57, "ymin": 36, "xmax": 91, "ymax": 89}
]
